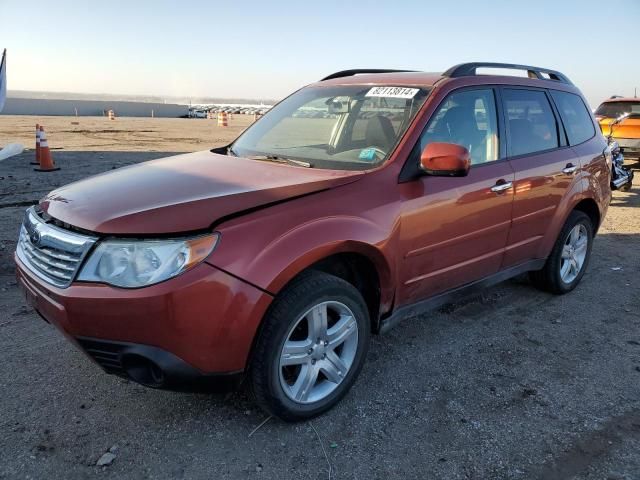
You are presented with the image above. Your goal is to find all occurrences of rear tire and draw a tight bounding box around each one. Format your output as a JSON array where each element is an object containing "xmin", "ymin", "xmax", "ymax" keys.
[
  {"xmin": 250, "ymin": 271, "xmax": 370, "ymax": 422},
  {"xmin": 529, "ymin": 210, "xmax": 594, "ymax": 294}
]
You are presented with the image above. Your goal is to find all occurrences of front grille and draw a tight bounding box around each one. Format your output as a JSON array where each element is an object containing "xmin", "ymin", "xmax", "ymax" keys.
[
  {"xmin": 16, "ymin": 207, "xmax": 97, "ymax": 288},
  {"xmin": 76, "ymin": 338, "xmax": 126, "ymax": 376}
]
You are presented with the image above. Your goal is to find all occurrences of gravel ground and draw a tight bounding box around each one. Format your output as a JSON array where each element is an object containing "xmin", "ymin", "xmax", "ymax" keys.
[{"xmin": 0, "ymin": 116, "xmax": 639, "ymax": 479}]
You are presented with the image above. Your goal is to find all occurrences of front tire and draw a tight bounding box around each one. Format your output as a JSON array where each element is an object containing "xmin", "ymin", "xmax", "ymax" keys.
[
  {"xmin": 250, "ymin": 271, "xmax": 370, "ymax": 421},
  {"xmin": 530, "ymin": 210, "xmax": 594, "ymax": 294}
]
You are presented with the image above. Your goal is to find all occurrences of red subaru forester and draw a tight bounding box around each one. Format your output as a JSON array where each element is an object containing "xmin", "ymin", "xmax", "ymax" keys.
[{"xmin": 16, "ymin": 63, "xmax": 611, "ymax": 421}]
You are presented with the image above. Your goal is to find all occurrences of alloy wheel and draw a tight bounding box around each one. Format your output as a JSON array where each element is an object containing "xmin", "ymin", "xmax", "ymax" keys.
[
  {"xmin": 560, "ymin": 224, "xmax": 589, "ymax": 284},
  {"xmin": 278, "ymin": 301, "xmax": 359, "ymax": 404}
]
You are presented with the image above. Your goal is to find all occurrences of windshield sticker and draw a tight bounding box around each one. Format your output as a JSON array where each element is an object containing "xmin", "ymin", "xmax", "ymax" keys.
[
  {"xmin": 359, "ymin": 148, "xmax": 378, "ymax": 161},
  {"xmin": 365, "ymin": 87, "xmax": 419, "ymax": 99}
]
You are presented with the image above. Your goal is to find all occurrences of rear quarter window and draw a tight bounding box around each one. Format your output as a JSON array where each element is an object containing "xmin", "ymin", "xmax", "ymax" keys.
[{"xmin": 550, "ymin": 91, "xmax": 596, "ymax": 145}]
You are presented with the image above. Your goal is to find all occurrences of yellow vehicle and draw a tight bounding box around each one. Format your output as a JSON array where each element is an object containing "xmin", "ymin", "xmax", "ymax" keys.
[{"xmin": 595, "ymin": 97, "xmax": 640, "ymax": 159}]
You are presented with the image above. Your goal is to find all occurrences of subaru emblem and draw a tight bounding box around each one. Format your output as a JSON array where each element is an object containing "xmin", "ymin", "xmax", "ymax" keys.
[{"xmin": 30, "ymin": 230, "xmax": 41, "ymax": 246}]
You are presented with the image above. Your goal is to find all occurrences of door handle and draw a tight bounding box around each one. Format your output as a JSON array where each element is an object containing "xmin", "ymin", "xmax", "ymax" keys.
[
  {"xmin": 562, "ymin": 163, "xmax": 578, "ymax": 175},
  {"xmin": 490, "ymin": 181, "xmax": 513, "ymax": 193}
]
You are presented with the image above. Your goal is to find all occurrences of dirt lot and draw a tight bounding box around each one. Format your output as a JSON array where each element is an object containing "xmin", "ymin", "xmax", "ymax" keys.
[{"xmin": 0, "ymin": 115, "xmax": 639, "ymax": 480}]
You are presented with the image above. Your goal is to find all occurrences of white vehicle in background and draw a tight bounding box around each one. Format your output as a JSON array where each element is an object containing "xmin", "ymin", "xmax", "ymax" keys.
[{"xmin": 188, "ymin": 108, "xmax": 207, "ymax": 119}]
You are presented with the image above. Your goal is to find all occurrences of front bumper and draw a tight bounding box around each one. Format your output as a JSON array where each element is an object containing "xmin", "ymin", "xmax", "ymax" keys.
[
  {"xmin": 16, "ymin": 254, "xmax": 273, "ymax": 381},
  {"xmin": 74, "ymin": 337, "xmax": 244, "ymax": 391}
]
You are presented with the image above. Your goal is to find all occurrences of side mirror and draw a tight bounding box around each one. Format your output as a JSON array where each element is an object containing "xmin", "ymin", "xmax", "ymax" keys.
[{"xmin": 420, "ymin": 142, "xmax": 471, "ymax": 177}]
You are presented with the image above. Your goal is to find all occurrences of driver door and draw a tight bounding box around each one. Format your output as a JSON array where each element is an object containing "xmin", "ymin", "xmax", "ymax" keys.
[{"xmin": 397, "ymin": 87, "xmax": 515, "ymax": 305}]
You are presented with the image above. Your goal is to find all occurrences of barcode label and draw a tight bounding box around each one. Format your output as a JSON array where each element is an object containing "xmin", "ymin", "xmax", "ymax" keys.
[{"xmin": 365, "ymin": 87, "xmax": 419, "ymax": 99}]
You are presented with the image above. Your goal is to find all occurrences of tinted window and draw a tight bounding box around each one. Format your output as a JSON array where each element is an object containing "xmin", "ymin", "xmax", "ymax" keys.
[
  {"xmin": 420, "ymin": 89, "xmax": 499, "ymax": 165},
  {"xmin": 503, "ymin": 89, "xmax": 559, "ymax": 156},
  {"xmin": 551, "ymin": 91, "xmax": 595, "ymax": 145}
]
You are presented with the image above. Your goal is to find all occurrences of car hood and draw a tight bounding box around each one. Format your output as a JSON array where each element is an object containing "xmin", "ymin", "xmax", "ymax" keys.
[{"xmin": 40, "ymin": 151, "xmax": 364, "ymax": 234}]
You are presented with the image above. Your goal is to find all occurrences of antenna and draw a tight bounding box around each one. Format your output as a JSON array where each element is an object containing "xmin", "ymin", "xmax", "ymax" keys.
[{"xmin": 635, "ymin": 87, "xmax": 637, "ymax": 98}]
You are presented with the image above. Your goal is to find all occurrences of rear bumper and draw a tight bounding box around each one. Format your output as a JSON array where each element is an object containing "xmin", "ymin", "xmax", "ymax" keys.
[
  {"xmin": 616, "ymin": 138, "xmax": 640, "ymax": 155},
  {"xmin": 15, "ymin": 254, "xmax": 273, "ymax": 378}
]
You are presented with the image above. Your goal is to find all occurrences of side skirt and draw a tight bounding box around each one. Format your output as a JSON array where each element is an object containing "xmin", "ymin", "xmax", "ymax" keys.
[{"xmin": 379, "ymin": 259, "xmax": 546, "ymax": 334}]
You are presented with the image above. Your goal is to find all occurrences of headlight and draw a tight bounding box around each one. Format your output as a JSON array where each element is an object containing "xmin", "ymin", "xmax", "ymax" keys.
[{"xmin": 77, "ymin": 234, "xmax": 219, "ymax": 288}]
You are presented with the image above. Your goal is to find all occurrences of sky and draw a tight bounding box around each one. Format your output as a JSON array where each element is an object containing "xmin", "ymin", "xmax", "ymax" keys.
[{"xmin": 1, "ymin": 0, "xmax": 639, "ymax": 107}]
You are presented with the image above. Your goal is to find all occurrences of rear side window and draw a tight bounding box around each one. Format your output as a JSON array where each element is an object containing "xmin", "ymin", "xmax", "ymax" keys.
[
  {"xmin": 503, "ymin": 89, "xmax": 559, "ymax": 157},
  {"xmin": 550, "ymin": 91, "xmax": 595, "ymax": 145}
]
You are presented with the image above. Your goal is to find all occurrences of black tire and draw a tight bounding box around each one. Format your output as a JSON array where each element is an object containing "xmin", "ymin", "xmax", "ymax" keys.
[
  {"xmin": 249, "ymin": 271, "xmax": 370, "ymax": 422},
  {"xmin": 529, "ymin": 210, "xmax": 594, "ymax": 294}
]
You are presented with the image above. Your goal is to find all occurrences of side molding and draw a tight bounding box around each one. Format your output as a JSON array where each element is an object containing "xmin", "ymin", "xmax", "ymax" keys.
[{"xmin": 379, "ymin": 259, "xmax": 545, "ymax": 333}]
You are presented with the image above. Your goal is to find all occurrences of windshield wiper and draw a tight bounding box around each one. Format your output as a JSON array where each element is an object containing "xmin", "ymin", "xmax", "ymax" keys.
[{"xmin": 248, "ymin": 155, "xmax": 312, "ymax": 168}]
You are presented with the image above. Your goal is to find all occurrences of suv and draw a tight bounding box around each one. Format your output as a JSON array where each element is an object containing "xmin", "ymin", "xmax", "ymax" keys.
[{"xmin": 15, "ymin": 62, "xmax": 610, "ymax": 421}]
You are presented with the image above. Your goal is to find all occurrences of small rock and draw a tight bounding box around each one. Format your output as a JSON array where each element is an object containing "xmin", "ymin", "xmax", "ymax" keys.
[
  {"xmin": 607, "ymin": 473, "xmax": 626, "ymax": 480},
  {"xmin": 108, "ymin": 445, "xmax": 118, "ymax": 453},
  {"xmin": 255, "ymin": 463, "xmax": 263, "ymax": 472},
  {"xmin": 96, "ymin": 452, "xmax": 116, "ymax": 467}
]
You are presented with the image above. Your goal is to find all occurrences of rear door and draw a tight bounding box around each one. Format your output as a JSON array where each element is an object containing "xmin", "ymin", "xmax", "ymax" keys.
[
  {"xmin": 500, "ymin": 87, "xmax": 580, "ymax": 267},
  {"xmin": 550, "ymin": 89, "xmax": 608, "ymax": 204},
  {"xmin": 397, "ymin": 87, "xmax": 515, "ymax": 305}
]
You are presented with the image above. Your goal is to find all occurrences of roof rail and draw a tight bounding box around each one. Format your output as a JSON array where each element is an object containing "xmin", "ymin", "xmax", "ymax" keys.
[
  {"xmin": 321, "ymin": 69, "xmax": 416, "ymax": 81},
  {"xmin": 443, "ymin": 62, "xmax": 572, "ymax": 85}
]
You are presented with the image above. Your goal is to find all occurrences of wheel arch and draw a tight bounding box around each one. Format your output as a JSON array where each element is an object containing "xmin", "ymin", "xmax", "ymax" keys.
[
  {"xmin": 536, "ymin": 186, "xmax": 602, "ymax": 259},
  {"xmin": 243, "ymin": 246, "xmax": 392, "ymax": 372},
  {"xmin": 265, "ymin": 243, "xmax": 394, "ymax": 332},
  {"xmin": 572, "ymin": 197, "xmax": 601, "ymax": 233}
]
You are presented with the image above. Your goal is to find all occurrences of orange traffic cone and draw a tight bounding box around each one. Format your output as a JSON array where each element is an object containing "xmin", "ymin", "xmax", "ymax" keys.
[
  {"xmin": 34, "ymin": 127, "xmax": 60, "ymax": 172},
  {"xmin": 31, "ymin": 124, "xmax": 41, "ymax": 165}
]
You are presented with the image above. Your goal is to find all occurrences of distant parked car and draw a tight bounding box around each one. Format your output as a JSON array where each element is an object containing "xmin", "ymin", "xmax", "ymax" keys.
[{"xmin": 595, "ymin": 97, "xmax": 640, "ymax": 159}]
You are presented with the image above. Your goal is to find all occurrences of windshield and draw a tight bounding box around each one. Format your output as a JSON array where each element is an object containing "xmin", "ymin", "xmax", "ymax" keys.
[
  {"xmin": 595, "ymin": 101, "xmax": 640, "ymax": 118},
  {"xmin": 230, "ymin": 85, "xmax": 430, "ymax": 170}
]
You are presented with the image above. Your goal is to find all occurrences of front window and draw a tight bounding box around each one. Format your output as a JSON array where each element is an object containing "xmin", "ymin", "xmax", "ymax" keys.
[
  {"xmin": 595, "ymin": 101, "xmax": 640, "ymax": 118},
  {"xmin": 419, "ymin": 88, "xmax": 499, "ymax": 165},
  {"xmin": 230, "ymin": 85, "xmax": 430, "ymax": 170}
]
